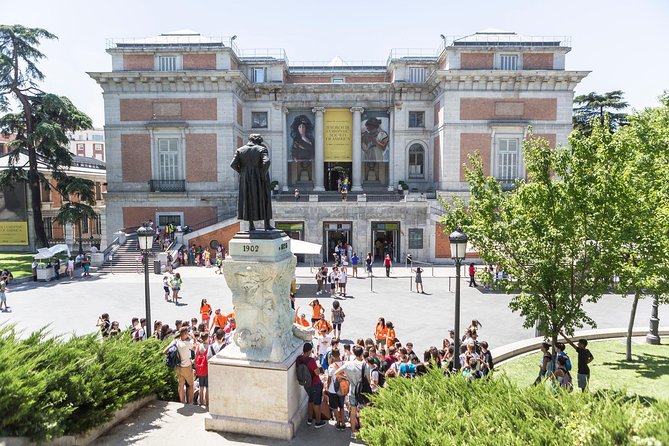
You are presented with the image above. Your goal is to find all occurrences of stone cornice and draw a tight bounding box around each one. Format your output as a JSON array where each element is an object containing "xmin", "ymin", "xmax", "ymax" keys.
[
  {"xmin": 428, "ymin": 69, "xmax": 590, "ymax": 92},
  {"xmin": 87, "ymin": 70, "xmax": 250, "ymax": 92}
]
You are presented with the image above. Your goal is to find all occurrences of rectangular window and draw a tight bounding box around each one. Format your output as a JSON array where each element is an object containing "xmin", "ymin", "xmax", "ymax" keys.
[
  {"xmin": 496, "ymin": 138, "xmax": 520, "ymax": 181},
  {"xmin": 92, "ymin": 134, "xmax": 104, "ymax": 141},
  {"xmin": 158, "ymin": 138, "xmax": 180, "ymax": 180},
  {"xmin": 252, "ymin": 67, "xmax": 266, "ymax": 83},
  {"xmin": 331, "ymin": 77, "xmax": 345, "ymax": 84},
  {"xmin": 158, "ymin": 56, "xmax": 177, "ymax": 71},
  {"xmin": 43, "ymin": 217, "xmax": 53, "ymax": 240},
  {"xmin": 251, "ymin": 111, "xmax": 268, "ymax": 128},
  {"xmin": 158, "ymin": 214, "xmax": 182, "ymax": 227},
  {"xmin": 76, "ymin": 143, "xmax": 86, "ymax": 156},
  {"xmin": 82, "ymin": 216, "xmax": 89, "ymax": 234},
  {"xmin": 500, "ymin": 54, "xmax": 519, "ymax": 70},
  {"xmin": 41, "ymin": 182, "xmax": 51, "ymax": 202},
  {"xmin": 408, "ymin": 67, "xmax": 426, "ymax": 83},
  {"xmin": 409, "ymin": 111, "xmax": 425, "ymax": 128},
  {"xmin": 95, "ymin": 215, "xmax": 102, "ymax": 235},
  {"xmin": 95, "ymin": 182, "xmax": 102, "ymax": 201},
  {"xmin": 408, "ymin": 229, "xmax": 424, "ymax": 249}
]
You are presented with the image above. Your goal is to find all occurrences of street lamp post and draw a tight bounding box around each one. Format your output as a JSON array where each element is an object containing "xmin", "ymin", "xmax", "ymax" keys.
[
  {"xmin": 449, "ymin": 227, "xmax": 468, "ymax": 371},
  {"xmin": 137, "ymin": 226, "xmax": 155, "ymax": 338}
]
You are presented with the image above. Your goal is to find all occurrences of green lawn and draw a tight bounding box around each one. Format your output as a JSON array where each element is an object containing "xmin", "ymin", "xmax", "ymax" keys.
[
  {"xmin": 498, "ymin": 339, "xmax": 669, "ymax": 401},
  {"xmin": 0, "ymin": 253, "xmax": 35, "ymax": 278}
]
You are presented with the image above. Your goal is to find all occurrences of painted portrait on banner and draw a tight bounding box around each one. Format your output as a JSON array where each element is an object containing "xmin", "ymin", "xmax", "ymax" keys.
[
  {"xmin": 288, "ymin": 112, "xmax": 315, "ymax": 162},
  {"xmin": 361, "ymin": 111, "xmax": 390, "ymax": 162}
]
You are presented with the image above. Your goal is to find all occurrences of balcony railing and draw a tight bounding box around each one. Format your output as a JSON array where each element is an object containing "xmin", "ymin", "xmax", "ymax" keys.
[{"xmin": 149, "ymin": 180, "xmax": 186, "ymax": 192}]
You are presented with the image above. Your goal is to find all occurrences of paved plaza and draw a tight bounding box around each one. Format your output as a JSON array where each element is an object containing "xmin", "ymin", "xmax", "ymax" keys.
[
  {"xmin": 2, "ymin": 264, "xmax": 665, "ymax": 350},
  {"xmin": 2, "ymin": 264, "xmax": 668, "ymax": 445}
]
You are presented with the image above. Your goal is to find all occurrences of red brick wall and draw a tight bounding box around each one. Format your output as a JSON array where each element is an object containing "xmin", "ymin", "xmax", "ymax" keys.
[
  {"xmin": 120, "ymin": 99, "xmax": 217, "ymax": 121},
  {"xmin": 123, "ymin": 206, "xmax": 217, "ymax": 229},
  {"xmin": 460, "ymin": 98, "xmax": 557, "ymax": 121},
  {"xmin": 186, "ymin": 134, "xmax": 217, "ymax": 182},
  {"xmin": 121, "ymin": 134, "xmax": 151, "ymax": 182},
  {"xmin": 460, "ymin": 133, "xmax": 492, "ymax": 181},
  {"xmin": 523, "ymin": 53, "xmax": 554, "ymax": 70},
  {"xmin": 187, "ymin": 222, "xmax": 240, "ymax": 254},
  {"xmin": 460, "ymin": 52, "xmax": 494, "ymax": 69},
  {"xmin": 123, "ymin": 55, "xmax": 154, "ymax": 70},
  {"xmin": 532, "ymin": 133, "xmax": 557, "ymax": 148},
  {"xmin": 183, "ymin": 53, "xmax": 216, "ymax": 70},
  {"xmin": 435, "ymin": 223, "xmax": 449, "ymax": 258}
]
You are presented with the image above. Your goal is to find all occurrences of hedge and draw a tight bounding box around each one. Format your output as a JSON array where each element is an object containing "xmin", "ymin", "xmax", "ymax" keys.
[
  {"xmin": 0, "ymin": 325, "xmax": 176, "ymax": 441},
  {"xmin": 359, "ymin": 368, "xmax": 669, "ymax": 446}
]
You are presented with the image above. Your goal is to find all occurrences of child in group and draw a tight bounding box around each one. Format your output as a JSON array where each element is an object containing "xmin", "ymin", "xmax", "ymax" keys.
[{"xmin": 163, "ymin": 275, "xmax": 171, "ymax": 302}]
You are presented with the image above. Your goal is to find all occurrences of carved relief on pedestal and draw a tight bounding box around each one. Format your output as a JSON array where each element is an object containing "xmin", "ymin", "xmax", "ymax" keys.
[{"xmin": 222, "ymin": 254, "xmax": 302, "ymax": 362}]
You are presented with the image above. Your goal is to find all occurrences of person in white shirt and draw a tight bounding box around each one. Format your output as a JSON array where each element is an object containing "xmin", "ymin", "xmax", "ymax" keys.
[
  {"xmin": 163, "ymin": 327, "xmax": 196, "ymax": 404},
  {"xmin": 334, "ymin": 345, "xmax": 370, "ymax": 438},
  {"xmin": 206, "ymin": 329, "xmax": 226, "ymax": 359},
  {"xmin": 67, "ymin": 257, "xmax": 75, "ymax": 278},
  {"xmin": 316, "ymin": 327, "xmax": 332, "ymax": 360},
  {"xmin": 326, "ymin": 349, "xmax": 347, "ymax": 431},
  {"xmin": 338, "ymin": 269, "xmax": 348, "ymax": 297}
]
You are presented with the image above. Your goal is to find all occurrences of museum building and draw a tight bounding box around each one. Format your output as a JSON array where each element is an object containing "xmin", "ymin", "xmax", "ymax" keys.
[{"xmin": 89, "ymin": 29, "xmax": 588, "ymax": 263}]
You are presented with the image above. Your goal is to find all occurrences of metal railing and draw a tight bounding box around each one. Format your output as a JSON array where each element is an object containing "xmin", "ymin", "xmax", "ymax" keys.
[
  {"xmin": 238, "ymin": 48, "xmax": 288, "ymax": 62},
  {"xmin": 187, "ymin": 211, "xmax": 237, "ymax": 233},
  {"xmin": 107, "ymin": 35, "xmax": 231, "ymax": 49},
  {"xmin": 149, "ymin": 179, "xmax": 186, "ymax": 192},
  {"xmin": 405, "ymin": 258, "xmax": 435, "ymax": 277}
]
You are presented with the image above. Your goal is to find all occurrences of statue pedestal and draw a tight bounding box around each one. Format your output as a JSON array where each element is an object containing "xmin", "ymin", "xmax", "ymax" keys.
[
  {"xmin": 205, "ymin": 230, "xmax": 307, "ymax": 440},
  {"xmin": 204, "ymin": 346, "xmax": 306, "ymax": 439}
]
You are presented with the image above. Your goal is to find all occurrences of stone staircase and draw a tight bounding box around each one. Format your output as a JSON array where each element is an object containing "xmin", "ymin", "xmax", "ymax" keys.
[{"xmin": 97, "ymin": 234, "xmax": 161, "ymax": 274}]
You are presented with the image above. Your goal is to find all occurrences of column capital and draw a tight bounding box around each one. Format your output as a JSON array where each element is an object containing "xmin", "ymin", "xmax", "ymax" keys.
[
  {"xmin": 281, "ymin": 106, "xmax": 289, "ymax": 114},
  {"xmin": 312, "ymin": 107, "xmax": 325, "ymax": 114},
  {"xmin": 350, "ymin": 106, "xmax": 364, "ymax": 113}
]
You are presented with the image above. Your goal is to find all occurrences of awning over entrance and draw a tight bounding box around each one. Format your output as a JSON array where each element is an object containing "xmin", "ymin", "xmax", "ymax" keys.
[{"xmin": 290, "ymin": 239, "xmax": 322, "ymax": 255}]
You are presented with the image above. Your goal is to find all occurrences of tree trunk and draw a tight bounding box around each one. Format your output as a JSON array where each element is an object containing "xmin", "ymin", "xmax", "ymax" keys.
[
  {"xmin": 626, "ymin": 289, "xmax": 640, "ymax": 361},
  {"xmin": 12, "ymin": 87, "xmax": 49, "ymax": 248}
]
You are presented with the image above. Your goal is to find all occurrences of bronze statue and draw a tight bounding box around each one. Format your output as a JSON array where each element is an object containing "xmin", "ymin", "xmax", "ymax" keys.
[{"xmin": 231, "ymin": 134, "xmax": 273, "ymax": 231}]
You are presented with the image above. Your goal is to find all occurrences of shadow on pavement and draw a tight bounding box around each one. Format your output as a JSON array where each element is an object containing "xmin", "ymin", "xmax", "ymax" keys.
[{"xmin": 602, "ymin": 350, "xmax": 669, "ymax": 380}]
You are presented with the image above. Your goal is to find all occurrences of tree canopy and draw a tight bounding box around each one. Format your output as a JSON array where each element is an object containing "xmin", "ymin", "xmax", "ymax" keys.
[{"xmin": 573, "ymin": 90, "xmax": 628, "ymax": 135}]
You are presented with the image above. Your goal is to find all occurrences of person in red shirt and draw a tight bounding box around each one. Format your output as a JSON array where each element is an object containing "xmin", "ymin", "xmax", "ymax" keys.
[
  {"xmin": 296, "ymin": 342, "xmax": 326, "ymax": 428},
  {"xmin": 383, "ymin": 254, "xmax": 392, "ymax": 277},
  {"xmin": 468, "ymin": 263, "xmax": 477, "ymax": 287}
]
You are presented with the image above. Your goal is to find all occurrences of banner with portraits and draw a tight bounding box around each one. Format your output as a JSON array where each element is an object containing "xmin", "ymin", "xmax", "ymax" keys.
[
  {"xmin": 0, "ymin": 184, "xmax": 28, "ymax": 245},
  {"xmin": 361, "ymin": 110, "xmax": 390, "ymax": 162}
]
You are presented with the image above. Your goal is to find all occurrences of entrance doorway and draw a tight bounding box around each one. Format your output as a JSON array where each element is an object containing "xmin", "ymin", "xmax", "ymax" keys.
[
  {"xmin": 323, "ymin": 222, "xmax": 352, "ymax": 263},
  {"xmin": 325, "ymin": 162, "xmax": 352, "ymax": 191},
  {"xmin": 371, "ymin": 222, "xmax": 400, "ymax": 262}
]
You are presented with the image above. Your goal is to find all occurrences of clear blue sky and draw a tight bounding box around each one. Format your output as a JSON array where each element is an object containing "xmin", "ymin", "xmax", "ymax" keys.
[{"xmin": 3, "ymin": 0, "xmax": 668, "ymax": 127}]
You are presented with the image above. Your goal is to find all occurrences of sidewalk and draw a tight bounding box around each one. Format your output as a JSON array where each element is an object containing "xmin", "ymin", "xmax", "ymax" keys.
[{"xmin": 98, "ymin": 400, "xmax": 359, "ymax": 445}]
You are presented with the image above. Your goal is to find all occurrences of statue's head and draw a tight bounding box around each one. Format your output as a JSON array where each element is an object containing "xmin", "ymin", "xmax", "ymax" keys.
[{"xmin": 249, "ymin": 134, "xmax": 264, "ymax": 145}]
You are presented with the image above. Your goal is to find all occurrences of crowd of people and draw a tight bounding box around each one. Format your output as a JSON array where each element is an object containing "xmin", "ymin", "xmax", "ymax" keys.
[{"xmin": 295, "ymin": 311, "xmax": 494, "ymax": 438}]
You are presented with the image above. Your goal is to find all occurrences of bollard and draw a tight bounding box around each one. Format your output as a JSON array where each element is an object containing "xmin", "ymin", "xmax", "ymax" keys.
[
  {"xmin": 410, "ymin": 275, "xmax": 413, "ymax": 292},
  {"xmin": 370, "ymin": 274, "xmax": 373, "ymax": 292}
]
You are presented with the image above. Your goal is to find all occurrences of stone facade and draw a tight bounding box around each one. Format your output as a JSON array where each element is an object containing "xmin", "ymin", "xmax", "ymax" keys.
[{"xmin": 89, "ymin": 29, "xmax": 588, "ymax": 261}]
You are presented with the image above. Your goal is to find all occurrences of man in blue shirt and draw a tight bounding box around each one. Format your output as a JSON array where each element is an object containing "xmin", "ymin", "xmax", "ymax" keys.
[{"xmin": 351, "ymin": 252, "xmax": 359, "ymax": 278}]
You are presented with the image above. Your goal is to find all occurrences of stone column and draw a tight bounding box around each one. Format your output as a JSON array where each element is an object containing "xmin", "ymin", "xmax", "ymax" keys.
[
  {"xmin": 281, "ymin": 107, "xmax": 289, "ymax": 192},
  {"xmin": 312, "ymin": 107, "xmax": 325, "ymax": 191},
  {"xmin": 387, "ymin": 107, "xmax": 395, "ymax": 191},
  {"xmin": 350, "ymin": 106, "xmax": 364, "ymax": 191}
]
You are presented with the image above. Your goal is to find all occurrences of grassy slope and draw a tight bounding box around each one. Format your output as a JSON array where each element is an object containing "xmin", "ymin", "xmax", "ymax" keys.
[
  {"xmin": 498, "ymin": 339, "xmax": 669, "ymax": 401},
  {"xmin": 0, "ymin": 253, "xmax": 35, "ymax": 278}
]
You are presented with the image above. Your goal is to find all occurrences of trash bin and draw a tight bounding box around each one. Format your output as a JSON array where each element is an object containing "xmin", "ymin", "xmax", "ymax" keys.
[{"xmin": 153, "ymin": 260, "xmax": 162, "ymax": 274}]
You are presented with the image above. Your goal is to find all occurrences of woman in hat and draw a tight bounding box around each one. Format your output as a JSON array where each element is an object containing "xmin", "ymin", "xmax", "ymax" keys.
[{"xmin": 290, "ymin": 115, "xmax": 315, "ymax": 161}]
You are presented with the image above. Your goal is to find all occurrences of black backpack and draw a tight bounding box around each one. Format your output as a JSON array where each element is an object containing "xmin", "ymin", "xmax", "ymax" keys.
[
  {"xmin": 296, "ymin": 356, "xmax": 312, "ymax": 389},
  {"xmin": 355, "ymin": 363, "xmax": 374, "ymax": 405},
  {"xmin": 372, "ymin": 365, "xmax": 385, "ymax": 388},
  {"xmin": 165, "ymin": 343, "xmax": 181, "ymax": 369}
]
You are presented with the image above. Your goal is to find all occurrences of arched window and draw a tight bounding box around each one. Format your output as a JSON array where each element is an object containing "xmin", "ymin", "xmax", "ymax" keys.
[{"xmin": 408, "ymin": 143, "xmax": 425, "ymax": 179}]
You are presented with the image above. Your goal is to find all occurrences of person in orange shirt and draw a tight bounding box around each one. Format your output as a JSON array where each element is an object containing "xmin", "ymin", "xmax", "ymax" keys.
[
  {"xmin": 226, "ymin": 313, "xmax": 236, "ymax": 331},
  {"xmin": 314, "ymin": 316, "xmax": 333, "ymax": 335},
  {"xmin": 210, "ymin": 309, "xmax": 228, "ymax": 332},
  {"xmin": 385, "ymin": 321, "xmax": 396, "ymax": 349},
  {"xmin": 200, "ymin": 299, "xmax": 212, "ymax": 325},
  {"xmin": 309, "ymin": 299, "xmax": 323, "ymax": 325},
  {"xmin": 295, "ymin": 312, "xmax": 311, "ymax": 327},
  {"xmin": 375, "ymin": 317, "xmax": 388, "ymax": 349}
]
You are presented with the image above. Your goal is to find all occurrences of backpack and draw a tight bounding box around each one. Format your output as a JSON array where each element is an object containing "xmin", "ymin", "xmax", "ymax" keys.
[
  {"xmin": 321, "ymin": 351, "xmax": 331, "ymax": 371},
  {"xmin": 558, "ymin": 353, "xmax": 572, "ymax": 371},
  {"xmin": 380, "ymin": 359, "xmax": 391, "ymax": 373},
  {"xmin": 195, "ymin": 346, "xmax": 208, "ymax": 376},
  {"xmin": 165, "ymin": 343, "xmax": 181, "ymax": 369},
  {"xmin": 333, "ymin": 364, "xmax": 350, "ymax": 397},
  {"xmin": 296, "ymin": 357, "xmax": 312, "ymax": 389},
  {"xmin": 372, "ymin": 365, "xmax": 385, "ymax": 388},
  {"xmin": 354, "ymin": 363, "xmax": 373, "ymax": 405}
]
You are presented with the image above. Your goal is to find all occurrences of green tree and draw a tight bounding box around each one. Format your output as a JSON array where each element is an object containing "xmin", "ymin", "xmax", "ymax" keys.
[
  {"xmin": 441, "ymin": 130, "xmax": 619, "ymax": 354},
  {"xmin": 573, "ymin": 90, "xmax": 628, "ymax": 135},
  {"xmin": 608, "ymin": 95, "xmax": 669, "ymax": 360},
  {"xmin": 54, "ymin": 175, "xmax": 97, "ymax": 254},
  {"xmin": 0, "ymin": 25, "xmax": 92, "ymax": 247}
]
